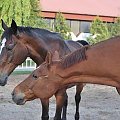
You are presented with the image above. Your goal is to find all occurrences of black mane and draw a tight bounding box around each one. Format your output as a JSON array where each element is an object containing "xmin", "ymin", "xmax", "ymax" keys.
[
  {"xmin": 60, "ymin": 45, "xmax": 89, "ymax": 69},
  {"xmin": 1, "ymin": 26, "xmax": 63, "ymax": 41}
]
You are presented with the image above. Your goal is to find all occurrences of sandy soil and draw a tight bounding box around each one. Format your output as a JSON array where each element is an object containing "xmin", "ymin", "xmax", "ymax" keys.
[{"xmin": 0, "ymin": 74, "xmax": 120, "ymax": 120}]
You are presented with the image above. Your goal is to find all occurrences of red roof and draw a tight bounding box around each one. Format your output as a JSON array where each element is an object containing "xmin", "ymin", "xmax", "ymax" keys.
[{"xmin": 40, "ymin": 0, "xmax": 120, "ymax": 17}]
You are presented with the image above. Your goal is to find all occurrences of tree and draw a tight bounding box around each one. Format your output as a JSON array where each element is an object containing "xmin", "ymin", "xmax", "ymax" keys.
[
  {"xmin": 0, "ymin": 0, "xmax": 31, "ymax": 26},
  {"xmin": 88, "ymin": 16, "xmax": 111, "ymax": 44},
  {"xmin": 108, "ymin": 17, "xmax": 120, "ymax": 37},
  {"xmin": 54, "ymin": 12, "xmax": 71, "ymax": 40},
  {"xmin": 27, "ymin": 0, "xmax": 48, "ymax": 28},
  {"xmin": 0, "ymin": 0, "xmax": 48, "ymax": 36}
]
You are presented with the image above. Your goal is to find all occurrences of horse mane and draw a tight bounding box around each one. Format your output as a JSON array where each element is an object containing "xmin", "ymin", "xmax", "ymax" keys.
[
  {"xmin": 1, "ymin": 26, "xmax": 63, "ymax": 41},
  {"xmin": 18, "ymin": 27, "xmax": 62, "ymax": 39},
  {"xmin": 60, "ymin": 45, "xmax": 89, "ymax": 69}
]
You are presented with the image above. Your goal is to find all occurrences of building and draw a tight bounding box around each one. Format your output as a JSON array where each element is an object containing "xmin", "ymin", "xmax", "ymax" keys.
[
  {"xmin": 40, "ymin": 0, "xmax": 120, "ymax": 35},
  {"xmin": 16, "ymin": 0, "xmax": 120, "ymax": 71}
]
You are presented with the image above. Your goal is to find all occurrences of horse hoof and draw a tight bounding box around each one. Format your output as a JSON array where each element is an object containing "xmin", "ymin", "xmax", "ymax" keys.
[
  {"xmin": 62, "ymin": 118, "xmax": 66, "ymax": 120},
  {"xmin": 61, "ymin": 116, "xmax": 67, "ymax": 120},
  {"xmin": 41, "ymin": 116, "xmax": 49, "ymax": 120},
  {"xmin": 75, "ymin": 116, "xmax": 79, "ymax": 120},
  {"xmin": 75, "ymin": 112, "xmax": 79, "ymax": 120},
  {"xmin": 54, "ymin": 117, "xmax": 62, "ymax": 120}
]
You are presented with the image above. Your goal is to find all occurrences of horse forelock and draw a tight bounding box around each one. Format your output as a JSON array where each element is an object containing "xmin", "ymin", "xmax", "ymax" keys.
[
  {"xmin": 1, "ymin": 27, "xmax": 13, "ymax": 41},
  {"xmin": 60, "ymin": 46, "xmax": 89, "ymax": 69}
]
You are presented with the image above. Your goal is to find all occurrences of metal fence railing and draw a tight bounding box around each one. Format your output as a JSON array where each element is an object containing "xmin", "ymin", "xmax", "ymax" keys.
[{"xmin": 15, "ymin": 57, "xmax": 36, "ymax": 71}]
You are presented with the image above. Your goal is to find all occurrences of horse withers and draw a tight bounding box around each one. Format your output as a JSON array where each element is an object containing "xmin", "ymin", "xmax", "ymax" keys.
[
  {"xmin": 0, "ymin": 19, "xmax": 87, "ymax": 120},
  {"xmin": 12, "ymin": 36, "xmax": 120, "ymax": 118}
]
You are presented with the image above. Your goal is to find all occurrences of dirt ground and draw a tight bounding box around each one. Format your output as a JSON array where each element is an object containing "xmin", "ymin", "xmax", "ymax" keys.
[{"xmin": 0, "ymin": 74, "xmax": 120, "ymax": 120}]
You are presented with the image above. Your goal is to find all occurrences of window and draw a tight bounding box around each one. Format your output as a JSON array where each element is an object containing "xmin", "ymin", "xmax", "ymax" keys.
[
  {"xmin": 71, "ymin": 20, "xmax": 80, "ymax": 35},
  {"xmin": 80, "ymin": 21, "xmax": 91, "ymax": 33},
  {"xmin": 66, "ymin": 20, "xmax": 71, "ymax": 28},
  {"xmin": 44, "ymin": 18, "xmax": 55, "ymax": 30}
]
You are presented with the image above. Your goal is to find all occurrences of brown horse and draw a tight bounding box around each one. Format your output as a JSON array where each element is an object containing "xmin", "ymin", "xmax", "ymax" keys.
[
  {"xmin": 0, "ymin": 20, "xmax": 86, "ymax": 120},
  {"xmin": 12, "ymin": 36, "xmax": 120, "ymax": 118}
]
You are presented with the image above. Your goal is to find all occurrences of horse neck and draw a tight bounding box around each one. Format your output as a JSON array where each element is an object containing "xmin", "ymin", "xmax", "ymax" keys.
[
  {"xmin": 56, "ymin": 39, "xmax": 120, "ymax": 88},
  {"xmin": 28, "ymin": 40, "xmax": 71, "ymax": 64},
  {"xmin": 25, "ymin": 38, "xmax": 47, "ymax": 66},
  {"xmin": 55, "ymin": 46, "xmax": 100, "ymax": 79},
  {"xmin": 25, "ymin": 38, "xmax": 68, "ymax": 66}
]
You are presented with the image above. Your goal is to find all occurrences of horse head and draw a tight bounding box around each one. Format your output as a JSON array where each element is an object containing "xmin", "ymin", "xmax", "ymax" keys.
[
  {"xmin": 12, "ymin": 51, "xmax": 62, "ymax": 104},
  {"xmin": 0, "ymin": 20, "xmax": 28, "ymax": 86}
]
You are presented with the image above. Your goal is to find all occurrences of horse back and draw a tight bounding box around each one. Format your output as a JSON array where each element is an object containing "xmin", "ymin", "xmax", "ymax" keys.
[{"xmin": 65, "ymin": 40, "xmax": 83, "ymax": 52}]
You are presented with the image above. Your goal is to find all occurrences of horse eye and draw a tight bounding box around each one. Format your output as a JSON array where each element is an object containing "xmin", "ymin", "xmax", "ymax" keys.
[
  {"xmin": 6, "ymin": 46, "xmax": 12, "ymax": 51},
  {"xmin": 32, "ymin": 74, "xmax": 38, "ymax": 79},
  {"xmin": 6, "ymin": 44, "xmax": 14, "ymax": 51}
]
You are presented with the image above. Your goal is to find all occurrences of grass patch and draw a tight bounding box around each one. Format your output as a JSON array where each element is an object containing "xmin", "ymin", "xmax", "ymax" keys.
[{"xmin": 12, "ymin": 70, "xmax": 32, "ymax": 75}]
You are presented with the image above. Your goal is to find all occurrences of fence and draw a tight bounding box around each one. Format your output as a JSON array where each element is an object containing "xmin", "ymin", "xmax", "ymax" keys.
[{"xmin": 15, "ymin": 57, "xmax": 36, "ymax": 72}]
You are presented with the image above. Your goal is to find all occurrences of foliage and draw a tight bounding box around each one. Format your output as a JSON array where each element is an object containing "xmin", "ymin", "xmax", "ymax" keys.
[
  {"xmin": 108, "ymin": 17, "xmax": 120, "ymax": 37},
  {"xmin": 27, "ymin": 0, "xmax": 48, "ymax": 28},
  {"xmin": 88, "ymin": 16, "xmax": 120, "ymax": 44},
  {"xmin": 54, "ymin": 12, "xmax": 71, "ymax": 40},
  {"xmin": 0, "ymin": 0, "xmax": 48, "ymax": 36},
  {"xmin": 0, "ymin": 0, "xmax": 31, "ymax": 26},
  {"xmin": 88, "ymin": 16, "xmax": 111, "ymax": 44}
]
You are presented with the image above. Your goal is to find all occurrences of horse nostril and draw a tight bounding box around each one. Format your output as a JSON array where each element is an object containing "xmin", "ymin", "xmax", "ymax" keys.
[
  {"xmin": 19, "ymin": 98, "xmax": 24, "ymax": 101},
  {"xmin": 11, "ymin": 91, "xmax": 16, "ymax": 97},
  {"xmin": 11, "ymin": 92, "xmax": 26, "ymax": 105},
  {"xmin": 11, "ymin": 91, "xmax": 14, "ymax": 96},
  {"xmin": 0, "ymin": 74, "xmax": 8, "ymax": 86}
]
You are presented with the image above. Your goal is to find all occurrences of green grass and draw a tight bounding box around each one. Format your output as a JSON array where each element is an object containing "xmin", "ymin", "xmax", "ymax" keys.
[{"xmin": 12, "ymin": 70, "xmax": 32, "ymax": 75}]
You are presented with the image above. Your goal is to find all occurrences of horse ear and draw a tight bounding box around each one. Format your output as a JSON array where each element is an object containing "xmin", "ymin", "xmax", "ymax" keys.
[
  {"xmin": 45, "ymin": 52, "xmax": 52, "ymax": 64},
  {"xmin": 52, "ymin": 51, "xmax": 60, "ymax": 61},
  {"xmin": 1, "ymin": 19, "xmax": 8, "ymax": 30},
  {"xmin": 45, "ymin": 51, "xmax": 60, "ymax": 64},
  {"xmin": 11, "ymin": 19, "xmax": 17, "ymax": 34}
]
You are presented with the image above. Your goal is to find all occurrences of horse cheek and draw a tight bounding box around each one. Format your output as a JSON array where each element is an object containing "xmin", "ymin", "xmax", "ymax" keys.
[
  {"xmin": 45, "ymin": 82, "xmax": 58, "ymax": 98},
  {"xmin": 32, "ymin": 81, "xmax": 57, "ymax": 99}
]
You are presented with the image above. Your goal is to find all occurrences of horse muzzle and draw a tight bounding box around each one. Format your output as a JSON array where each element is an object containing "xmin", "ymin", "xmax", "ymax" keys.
[
  {"xmin": 12, "ymin": 91, "xmax": 26, "ymax": 105},
  {"xmin": 0, "ymin": 74, "xmax": 8, "ymax": 86}
]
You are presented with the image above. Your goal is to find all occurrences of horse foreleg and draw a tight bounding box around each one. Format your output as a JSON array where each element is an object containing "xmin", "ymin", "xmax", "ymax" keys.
[
  {"xmin": 75, "ymin": 84, "xmax": 84, "ymax": 120},
  {"xmin": 40, "ymin": 99, "xmax": 49, "ymax": 120},
  {"xmin": 54, "ymin": 89, "xmax": 67, "ymax": 120},
  {"xmin": 62, "ymin": 91, "xmax": 68, "ymax": 120}
]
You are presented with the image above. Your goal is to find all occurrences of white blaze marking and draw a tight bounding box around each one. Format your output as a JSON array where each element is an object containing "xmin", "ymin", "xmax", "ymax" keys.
[{"xmin": 0, "ymin": 38, "xmax": 6, "ymax": 54}]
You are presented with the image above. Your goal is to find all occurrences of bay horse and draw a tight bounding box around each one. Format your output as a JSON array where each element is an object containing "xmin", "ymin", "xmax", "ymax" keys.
[
  {"xmin": 0, "ymin": 19, "xmax": 87, "ymax": 120},
  {"xmin": 12, "ymin": 36, "xmax": 120, "ymax": 118}
]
